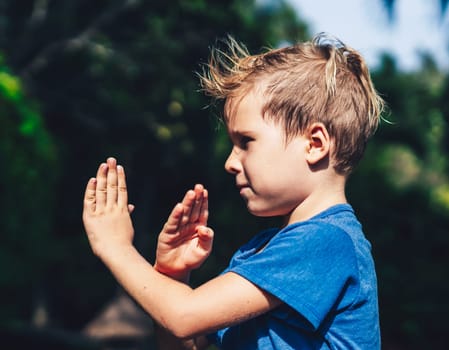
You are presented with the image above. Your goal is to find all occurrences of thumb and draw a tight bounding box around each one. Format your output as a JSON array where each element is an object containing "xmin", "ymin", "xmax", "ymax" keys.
[{"xmin": 196, "ymin": 226, "xmax": 214, "ymax": 252}]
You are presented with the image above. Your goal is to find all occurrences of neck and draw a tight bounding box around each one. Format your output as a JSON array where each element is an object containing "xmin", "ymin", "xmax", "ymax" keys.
[{"xmin": 284, "ymin": 174, "xmax": 347, "ymax": 226}]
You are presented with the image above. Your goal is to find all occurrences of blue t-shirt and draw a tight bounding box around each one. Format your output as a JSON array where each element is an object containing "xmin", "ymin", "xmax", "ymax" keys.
[{"xmin": 209, "ymin": 204, "xmax": 380, "ymax": 349}]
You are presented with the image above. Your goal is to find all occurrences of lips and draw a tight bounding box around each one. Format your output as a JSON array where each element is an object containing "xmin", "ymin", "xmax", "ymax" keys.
[
  {"xmin": 236, "ymin": 183, "xmax": 250, "ymax": 195},
  {"xmin": 236, "ymin": 182, "xmax": 248, "ymax": 190}
]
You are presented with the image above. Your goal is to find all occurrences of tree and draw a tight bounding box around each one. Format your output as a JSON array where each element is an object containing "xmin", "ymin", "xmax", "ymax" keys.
[
  {"xmin": 0, "ymin": 0, "xmax": 308, "ymax": 343},
  {"xmin": 0, "ymin": 56, "xmax": 58, "ymax": 326},
  {"xmin": 369, "ymin": 2, "xmax": 449, "ymax": 347},
  {"xmin": 3, "ymin": 1, "xmax": 448, "ymax": 349},
  {"xmin": 347, "ymin": 54, "xmax": 449, "ymax": 349},
  {"xmin": 382, "ymin": 0, "xmax": 449, "ymax": 21}
]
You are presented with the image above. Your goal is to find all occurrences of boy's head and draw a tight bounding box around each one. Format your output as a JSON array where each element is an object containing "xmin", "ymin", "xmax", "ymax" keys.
[{"xmin": 200, "ymin": 33, "xmax": 384, "ymax": 175}]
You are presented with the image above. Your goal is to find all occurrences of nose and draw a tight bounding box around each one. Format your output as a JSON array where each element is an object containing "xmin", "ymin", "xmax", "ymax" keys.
[{"xmin": 224, "ymin": 148, "xmax": 241, "ymax": 175}]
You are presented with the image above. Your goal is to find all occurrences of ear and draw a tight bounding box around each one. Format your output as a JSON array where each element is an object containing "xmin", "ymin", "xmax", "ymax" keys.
[{"xmin": 304, "ymin": 123, "xmax": 331, "ymax": 166}]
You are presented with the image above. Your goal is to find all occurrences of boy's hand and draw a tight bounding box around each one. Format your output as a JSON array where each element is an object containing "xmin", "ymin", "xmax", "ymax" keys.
[
  {"xmin": 82, "ymin": 157, "xmax": 135, "ymax": 260},
  {"xmin": 154, "ymin": 184, "xmax": 214, "ymax": 282}
]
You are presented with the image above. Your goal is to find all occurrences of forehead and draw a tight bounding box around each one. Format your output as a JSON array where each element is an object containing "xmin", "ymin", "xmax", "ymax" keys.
[
  {"xmin": 224, "ymin": 90, "xmax": 262, "ymax": 130},
  {"xmin": 224, "ymin": 85, "xmax": 268, "ymax": 128}
]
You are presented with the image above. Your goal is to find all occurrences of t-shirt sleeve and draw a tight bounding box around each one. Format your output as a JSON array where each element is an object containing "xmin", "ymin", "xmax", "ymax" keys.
[{"xmin": 227, "ymin": 223, "xmax": 359, "ymax": 330}]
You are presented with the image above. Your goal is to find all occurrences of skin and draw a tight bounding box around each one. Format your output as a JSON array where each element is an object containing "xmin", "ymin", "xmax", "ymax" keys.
[
  {"xmin": 82, "ymin": 88, "xmax": 348, "ymax": 349},
  {"xmin": 83, "ymin": 158, "xmax": 279, "ymax": 347},
  {"xmin": 224, "ymin": 89, "xmax": 348, "ymax": 225}
]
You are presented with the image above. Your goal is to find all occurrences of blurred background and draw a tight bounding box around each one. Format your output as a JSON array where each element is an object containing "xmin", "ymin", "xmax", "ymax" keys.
[{"xmin": 0, "ymin": 0, "xmax": 448, "ymax": 349}]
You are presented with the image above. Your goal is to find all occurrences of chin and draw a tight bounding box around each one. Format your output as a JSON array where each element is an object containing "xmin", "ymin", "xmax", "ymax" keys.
[
  {"xmin": 246, "ymin": 197, "xmax": 297, "ymax": 218},
  {"xmin": 246, "ymin": 204, "xmax": 284, "ymax": 218}
]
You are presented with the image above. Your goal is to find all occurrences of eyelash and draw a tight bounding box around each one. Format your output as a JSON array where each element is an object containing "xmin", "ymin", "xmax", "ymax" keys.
[{"xmin": 239, "ymin": 136, "xmax": 253, "ymax": 149}]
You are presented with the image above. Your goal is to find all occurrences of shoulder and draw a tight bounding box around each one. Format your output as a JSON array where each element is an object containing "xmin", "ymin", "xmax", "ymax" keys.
[
  {"xmin": 271, "ymin": 219, "xmax": 358, "ymax": 259},
  {"xmin": 277, "ymin": 203, "xmax": 370, "ymax": 257}
]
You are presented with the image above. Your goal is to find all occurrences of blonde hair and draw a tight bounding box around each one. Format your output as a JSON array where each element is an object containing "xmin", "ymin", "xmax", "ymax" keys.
[{"xmin": 200, "ymin": 33, "xmax": 385, "ymax": 175}]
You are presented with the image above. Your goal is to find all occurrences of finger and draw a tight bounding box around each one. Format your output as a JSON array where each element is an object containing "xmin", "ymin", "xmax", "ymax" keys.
[
  {"xmin": 95, "ymin": 162, "xmax": 108, "ymax": 210},
  {"xmin": 83, "ymin": 177, "xmax": 97, "ymax": 213},
  {"xmin": 117, "ymin": 165, "xmax": 128, "ymax": 209},
  {"xmin": 180, "ymin": 189, "xmax": 196, "ymax": 225},
  {"xmin": 128, "ymin": 204, "xmax": 135, "ymax": 214},
  {"xmin": 189, "ymin": 184, "xmax": 204, "ymax": 223},
  {"xmin": 106, "ymin": 157, "xmax": 118, "ymax": 208},
  {"xmin": 198, "ymin": 189, "xmax": 209, "ymax": 226},
  {"xmin": 163, "ymin": 203, "xmax": 184, "ymax": 234}
]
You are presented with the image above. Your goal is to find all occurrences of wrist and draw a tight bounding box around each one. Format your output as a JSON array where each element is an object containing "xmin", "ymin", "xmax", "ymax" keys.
[
  {"xmin": 153, "ymin": 263, "xmax": 191, "ymax": 284},
  {"xmin": 98, "ymin": 242, "xmax": 138, "ymax": 267}
]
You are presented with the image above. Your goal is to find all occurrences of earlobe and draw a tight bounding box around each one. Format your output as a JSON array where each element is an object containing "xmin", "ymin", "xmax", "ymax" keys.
[{"xmin": 305, "ymin": 123, "xmax": 331, "ymax": 166}]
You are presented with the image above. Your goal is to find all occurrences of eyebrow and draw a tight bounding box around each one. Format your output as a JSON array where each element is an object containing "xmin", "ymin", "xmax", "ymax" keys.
[{"xmin": 227, "ymin": 128, "xmax": 256, "ymax": 141}]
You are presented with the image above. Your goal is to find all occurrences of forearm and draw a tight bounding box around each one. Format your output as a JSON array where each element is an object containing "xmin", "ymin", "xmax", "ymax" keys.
[
  {"xmin": 152, "ymin": 261, "xmax": 207, "ymax": 349},
  {"xmin": 99, "ymin": 245, "xmax": 194, "ymax": 334},
  {"xmin": 83, "ymin": 162, "xmax": 213, "ymax": 345}
]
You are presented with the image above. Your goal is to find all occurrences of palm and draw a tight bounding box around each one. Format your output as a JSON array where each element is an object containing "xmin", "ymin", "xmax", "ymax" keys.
[{"xmin": 155, "ymin": 185, "xmax": 213, "ymax": 280}]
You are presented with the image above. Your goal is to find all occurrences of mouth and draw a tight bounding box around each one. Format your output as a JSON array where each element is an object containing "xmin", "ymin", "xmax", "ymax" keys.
[{"xmin": 237, "ymin": 183, "xmax": 250, "ymax": 194}]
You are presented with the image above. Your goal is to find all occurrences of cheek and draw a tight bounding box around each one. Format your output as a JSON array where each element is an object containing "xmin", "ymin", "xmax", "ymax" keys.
[{"xmin": 242, "ymin": 153, "xmax": 273, "ymax": 181}]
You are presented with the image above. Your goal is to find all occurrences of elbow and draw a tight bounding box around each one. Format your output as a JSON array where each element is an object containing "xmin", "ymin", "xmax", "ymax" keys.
[
  {"xmin": 163, "ymin": 311, "xmax": 203, "ymax": 339},
  {"xmin": 171, "ymin": 328, "xmax": 195, "ymax": 340}
]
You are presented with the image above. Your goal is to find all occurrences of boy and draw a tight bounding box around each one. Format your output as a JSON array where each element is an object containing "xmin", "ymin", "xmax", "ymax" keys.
[{"xmin": 83, "ymin": 33, "xmax": 384, "ymax": 349}]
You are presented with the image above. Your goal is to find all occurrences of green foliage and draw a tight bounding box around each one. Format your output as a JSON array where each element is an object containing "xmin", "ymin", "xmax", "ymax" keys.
[
  {"xmin": 0, "ymin": 0, "xmax": 308, "ymax": 331},
  {"xmin": 0, "ymin": 60, "xmax": 59, "ymax": 324},
  {"xmin": 0, "ymin": 1, "xmax": 448, "ymax": 349},
  {"xmin": 382, "ymin": 0, "xmax": 449, "ymax": 21},
  {"xmin": 347, "ymin": 54, "xmax": 449, "ymax": 349}
]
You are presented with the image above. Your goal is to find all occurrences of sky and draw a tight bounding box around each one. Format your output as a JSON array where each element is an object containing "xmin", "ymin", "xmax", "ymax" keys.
[{"xmin": 286, "ymin": 0, "xmax": 449, "ymax": 71}]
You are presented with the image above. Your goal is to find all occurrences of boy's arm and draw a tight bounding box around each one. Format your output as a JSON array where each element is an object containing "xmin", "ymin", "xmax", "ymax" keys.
[
  {"xmin": 153, "ymin": 184, "xmax": 212, "ymax": 349},
  {"xmin": 82, "ymin": 158, "xmax": 281, "ymax": 340},
  {"xmin": 155, "ymin": 326, "xmax": 210, "ymax": 350}
]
